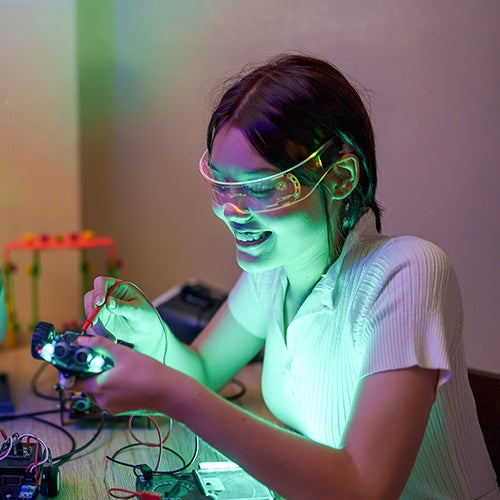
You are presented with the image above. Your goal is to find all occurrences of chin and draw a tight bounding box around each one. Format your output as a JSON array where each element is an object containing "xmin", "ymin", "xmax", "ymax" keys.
[{"xmin": 235, "ymin": 251, "xmax": 277, "ymax": 274}]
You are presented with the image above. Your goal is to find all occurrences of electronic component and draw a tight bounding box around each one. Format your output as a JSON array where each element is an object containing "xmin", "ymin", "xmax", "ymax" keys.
[
  {"xmin": 135, "ymin": 462, "xmax": 274, "ymax": 499},
  {"xmin": 194, "ymin": 462, "xmax": 274, "ymax": 499},
  {"xmin": 136, "ymin": 472, "xmax": 209, "ymax": 499},
  {"xmin": 0, "ymin": 441, "xmax": 60, "ymax": 499},
  {"xmin": 68, "ymin": 392, "xmax": 103, "ymax": 420},
  {"xmin": 31, "ymin": 321, "xmax": 114, "ymax": 381}
]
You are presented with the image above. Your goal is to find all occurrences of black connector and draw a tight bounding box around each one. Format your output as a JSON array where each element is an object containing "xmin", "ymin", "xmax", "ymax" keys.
[{"xmin": 139, "ymin": 464, "xmax": 154, "ymax": 481}]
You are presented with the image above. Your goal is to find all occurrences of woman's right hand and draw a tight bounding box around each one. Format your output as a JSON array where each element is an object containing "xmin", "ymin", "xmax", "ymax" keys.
[
  {"xmin": 83, "ymin": 276, "xmax": 169, "ymax": 362},
  {"xmin": 73, "ymin": 335, "xmax": 194, "ymax": 418}
]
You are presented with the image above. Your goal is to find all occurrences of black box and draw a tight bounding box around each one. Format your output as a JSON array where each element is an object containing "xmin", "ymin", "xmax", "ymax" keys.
[{"xmin": 153, "ymin": 281, "xmax": 227, "ymax": 345}]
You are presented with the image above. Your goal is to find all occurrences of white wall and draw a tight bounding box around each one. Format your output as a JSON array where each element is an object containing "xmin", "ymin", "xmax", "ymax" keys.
[
  {"xmin": 0, "ymin": 0, "xmax": 80, "ymax": 344},
  {"xmin": 0, "ymin": 0, "xmax": 497, "ymax": 372},
  {"xmin": 89, "ymin": 0, "xmax": 497, "ymax": 372}
]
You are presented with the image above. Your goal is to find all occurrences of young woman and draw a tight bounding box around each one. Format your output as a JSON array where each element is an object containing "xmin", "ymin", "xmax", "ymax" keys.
[{"xmin": 76, "ymin": 54, "xmax": 498, "ymax": 499}]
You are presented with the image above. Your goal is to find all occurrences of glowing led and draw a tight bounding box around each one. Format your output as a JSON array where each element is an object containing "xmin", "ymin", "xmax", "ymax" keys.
[
  {"xmin": 89, "ymin": 355, "xmax": 105, "ymax": 372},
  {"xmin": 40, "ymin": 343, "xmax": 55, "ymax": 361}
]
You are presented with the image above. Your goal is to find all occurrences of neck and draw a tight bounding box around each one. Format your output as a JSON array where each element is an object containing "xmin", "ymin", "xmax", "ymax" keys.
[
  {"xmin": 283, "ymin": 230, "xmax": 345, "ymax": 324},
  {"xmin": 283, "ymin": 202, "xmax": 346, "ymax": 322}
]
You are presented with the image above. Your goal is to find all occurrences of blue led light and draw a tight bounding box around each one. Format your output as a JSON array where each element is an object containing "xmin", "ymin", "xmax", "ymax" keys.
[
  {"xmin": 41, "ymin": 343, "xmax": 55, "ymax": 361},
  {"xmin": 89, "ymin": 355, "xmax": 105, "ymax": 373}
]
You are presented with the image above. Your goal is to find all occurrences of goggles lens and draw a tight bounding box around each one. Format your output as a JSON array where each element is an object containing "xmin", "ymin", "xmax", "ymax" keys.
[{"xmin": 199, "ymin": 138, "xmax": 336, "ymax": 214}]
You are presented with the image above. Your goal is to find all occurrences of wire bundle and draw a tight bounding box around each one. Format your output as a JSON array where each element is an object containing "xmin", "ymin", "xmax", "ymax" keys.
[
  {"xmin": 0, "ymin": 429, "xmax": 51, "ymax": 488},
  {"xmin": 106, "ymin": 414, "xmax": 199, "ymax": 499}
]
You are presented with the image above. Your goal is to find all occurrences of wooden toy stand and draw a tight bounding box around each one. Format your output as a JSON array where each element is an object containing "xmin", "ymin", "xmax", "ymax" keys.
[{"xmin": 2, "ymin": 231, "xmax": 119, "ymax": 347}]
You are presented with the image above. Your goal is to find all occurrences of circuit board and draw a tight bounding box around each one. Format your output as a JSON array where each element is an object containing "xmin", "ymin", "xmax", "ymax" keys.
[{"xmin": 0, "ymin": 442, "xmax": 55, "ymax": 499}]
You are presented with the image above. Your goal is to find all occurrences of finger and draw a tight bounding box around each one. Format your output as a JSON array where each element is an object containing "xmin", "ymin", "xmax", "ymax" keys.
[
  {"xmin": 86, "ymin": 323, "xmax": 112, "ymax": 338},
  {"xmin": 105, "ymin": 281, "xmax": 142, "ymax": 303},
  {"xmin": 84, "ymin": 279, "xmax": 130, "ymax": 328},
  {"xmin": 91, "ymin": 276, "xmax": 108, "ymax": 306},
  {"xmin": 76, "ymin": 334, "xmax": 115, "ymax": 350},
  {"xmin": 103, "ymin": 295, "xmax": 145, "ymax": 317},
  {"xmin": 83, "ymin": 290, "xmax": 97, "ymax": 316},
  {"xmin": 92, "ymin": 276, "xmax": 121, "ymax": 306}
]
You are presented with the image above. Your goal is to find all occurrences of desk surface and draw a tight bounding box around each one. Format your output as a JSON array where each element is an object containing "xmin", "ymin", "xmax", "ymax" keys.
[{"xmin": 0, "ymin": 344, "xmax": 271, "ymax": 498}]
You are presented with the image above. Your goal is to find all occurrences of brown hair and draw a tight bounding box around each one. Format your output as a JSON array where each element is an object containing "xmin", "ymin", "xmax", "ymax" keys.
[{"xmin": 207, "ymin": 53, "xmax": 382, "ymax": 235}]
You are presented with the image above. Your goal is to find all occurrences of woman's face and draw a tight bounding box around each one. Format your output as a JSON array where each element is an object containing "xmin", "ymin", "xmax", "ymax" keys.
[{"xmin": 209, "ymin": 126, "xmax": 333, "ymax": 276}]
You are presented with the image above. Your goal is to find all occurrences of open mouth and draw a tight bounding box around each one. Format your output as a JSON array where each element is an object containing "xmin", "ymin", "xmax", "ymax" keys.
[{"xmin": 234, "ymin": 230, "xmax": 272, "ymax": 246}]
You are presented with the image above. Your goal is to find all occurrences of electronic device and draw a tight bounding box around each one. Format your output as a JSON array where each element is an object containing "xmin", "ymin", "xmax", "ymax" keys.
[
  {"xmin": 0, "ymin": 441, "xmax": 60, "ymax": 499},
  {"xmin": 67, "ymin": 392, "xmax": 104, "ymax": 420},
  {"xmin": 194, "ymin": 463, "xmax": 274, "ymax": 499},
  {"xmin": 136, "ymin": 472, "xmax": 209, "ymax": 499},
  {"xmin": 31, "ymin": 321, "xmax": 114, "ymax": 382},
  {"xmin": 153, "ymin": 282, "xmax": 227, "ymax": 345},
  {"xmin": 136, "ymin": 462, "xmax": 274, "ymax": 499}
]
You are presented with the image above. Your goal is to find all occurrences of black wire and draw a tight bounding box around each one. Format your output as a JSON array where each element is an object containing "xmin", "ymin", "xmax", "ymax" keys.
[
  {"xmin": 1, "ymin": 381, "xmax": 112, "ymax": 468},
  {"xmin": 30, "ymin": 363, "xmax": 60, "ymax": 401},
  {"xmin": 105, "ymin": 451, "xmax": 147, "ymax": 475},
  {"xmin": 0, "ymin": 409, "xmax": 62, "ymax": 421},
  {"xmin": 106, "ymin": 433, "xmax": 199, "ymax": 475},
  {"xmin": 162, "ymin": 435, "xmax": 199, "ymax": 474},
  {"xmin": 53, "ymin": 411, "xmax": 109, "ymax": 466},
  {"xmin": 29, "ymin": 360, "xmax": 75, "ymax": 429},
  {"xmin": 29, "ymin": 362, "xmax": 99, "ymax": 429},
  {"xmin": 0, "ymin": 415, "xmax": 77, "ymax": 456},
  {"xmin": 107, "ymin": 442, "xmax": 187, "ymax": 473}
]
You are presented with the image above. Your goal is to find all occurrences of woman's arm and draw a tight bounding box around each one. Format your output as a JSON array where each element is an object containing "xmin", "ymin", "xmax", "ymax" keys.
[
  {"xmin": 178, "ymin": 365, "xmax": 438, "ymax": 500},
  {"xmin": 83, "ymin": 276, "xmax": 264, "ymax": 390},
  {"xmin": 165, "ymin": 300, "xmax": 265, "ymax": 390},
  {"xmin": 79, "ymin": 336, "xmax": 437, "ymax": 500}
]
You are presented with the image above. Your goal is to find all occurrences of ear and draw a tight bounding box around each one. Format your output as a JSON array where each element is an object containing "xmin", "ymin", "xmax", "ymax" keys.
[{"xmin": 329, "ymin": 154, "xmax": 360, "ymax": 200}]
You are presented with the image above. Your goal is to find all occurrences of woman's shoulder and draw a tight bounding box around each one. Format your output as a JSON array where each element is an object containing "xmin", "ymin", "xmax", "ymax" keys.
[
  {"xmin": 340, "ymin": 228, "xmax": 457, "ymax": 288},
  {"xmin": 379, "ymin": 234, "xmax": 453, "ymax": 273},
  {"xmin": 348, "ymin": 211, "xmax": 452, "ymax": 269}
]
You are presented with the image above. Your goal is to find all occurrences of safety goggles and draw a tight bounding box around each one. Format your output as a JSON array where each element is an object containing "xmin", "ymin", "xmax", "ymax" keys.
[{"xmin": 198, "ymin": 138, "xmax": 337, "ymax": 214}]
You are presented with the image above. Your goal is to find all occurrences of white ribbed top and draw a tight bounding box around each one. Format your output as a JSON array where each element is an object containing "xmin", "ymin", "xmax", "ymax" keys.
[{"xmin": 228, "ymin": 211, "xmax": 498, "ymax": 499}]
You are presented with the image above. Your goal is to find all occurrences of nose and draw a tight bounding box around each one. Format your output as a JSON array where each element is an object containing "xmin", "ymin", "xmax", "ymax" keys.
[{"xmin": 222, "ymin": 202, "xmax": 252, "ymax": 220}]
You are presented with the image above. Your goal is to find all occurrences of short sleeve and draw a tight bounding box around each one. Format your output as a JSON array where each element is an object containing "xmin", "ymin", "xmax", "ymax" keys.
[{"xmin": 360, "ymin": 237, "xmax": 463, "ymax": 389}]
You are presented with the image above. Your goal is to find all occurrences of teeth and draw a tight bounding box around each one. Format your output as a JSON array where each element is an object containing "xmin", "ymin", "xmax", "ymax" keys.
[{"xmin": 235, "ymin": 231, "xmax": 267, "ymax": 242}]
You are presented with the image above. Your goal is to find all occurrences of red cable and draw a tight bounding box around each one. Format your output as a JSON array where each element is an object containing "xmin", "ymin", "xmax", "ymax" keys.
[
  {"xmin": 108, "ymin": 487, "xmax": 161, "ymax": 499},
  {"xmin": 81, "ymin": 280, "xmax": 125, "ymax": 332}
]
